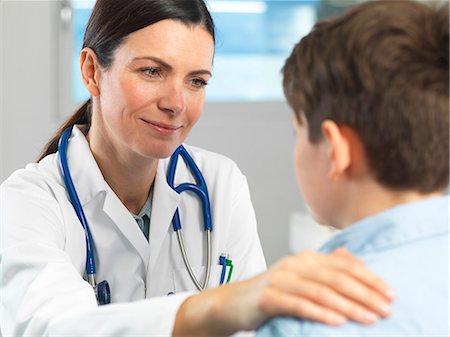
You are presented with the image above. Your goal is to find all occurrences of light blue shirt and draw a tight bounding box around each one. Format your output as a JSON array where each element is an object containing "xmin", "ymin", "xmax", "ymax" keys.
[
  {"xmin": 131, "ymin": 189, "xmax": 153, "ymax": 241},
  {"xmin": 257, "ymin": 195, "xmax": 449, "ymax": 336}
]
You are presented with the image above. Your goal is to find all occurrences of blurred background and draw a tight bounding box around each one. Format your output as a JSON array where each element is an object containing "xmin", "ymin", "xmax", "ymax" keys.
[{"xmin": 0, "ymin": 0, "xmax": 433, "ymax": 264}]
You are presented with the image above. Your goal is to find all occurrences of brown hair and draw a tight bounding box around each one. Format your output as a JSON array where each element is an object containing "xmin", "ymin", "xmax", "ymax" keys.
[
  {"xmin": 283, "ymin": 0, "xmax": 449, "ymax": 193},
  {"xmin": 37, "ymin": 0, "xmax": 215, "ymax": 162}
]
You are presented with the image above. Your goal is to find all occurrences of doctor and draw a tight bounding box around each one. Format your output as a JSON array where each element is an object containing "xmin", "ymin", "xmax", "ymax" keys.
[{"xmin": 0, "ymin": 0, "xmax": 394, "ymax": 336}]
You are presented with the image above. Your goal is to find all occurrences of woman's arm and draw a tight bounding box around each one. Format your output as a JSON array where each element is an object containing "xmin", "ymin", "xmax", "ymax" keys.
[{"xmin": 173, "ymin": 248, "xmax": 394, "ymax": 336}]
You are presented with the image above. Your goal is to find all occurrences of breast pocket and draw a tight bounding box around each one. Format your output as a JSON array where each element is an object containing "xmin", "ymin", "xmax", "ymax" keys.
[{"xmin": 172, "ymin": 265, "xmax": 224, "ymax": 292}]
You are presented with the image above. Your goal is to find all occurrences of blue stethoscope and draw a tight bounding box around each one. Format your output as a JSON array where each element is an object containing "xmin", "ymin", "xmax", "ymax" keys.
[{"xmin": 58, "ymin": 126, "xmax": 213, "ymax": 305}]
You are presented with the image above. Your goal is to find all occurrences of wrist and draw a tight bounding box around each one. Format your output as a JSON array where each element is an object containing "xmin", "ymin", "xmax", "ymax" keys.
[{"xmin": 172, "ymin": 287, "xmax": 233, "ymax": 337}]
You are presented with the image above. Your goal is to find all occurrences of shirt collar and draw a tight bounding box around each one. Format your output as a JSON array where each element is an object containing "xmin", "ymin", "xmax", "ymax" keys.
[
  {"xmin": 131, "ymin": 188, "xmax": 154, "ymax": 220},
  {"xmin": 319, "ymin": 195, "xmax": 449, "ymax": 254}
]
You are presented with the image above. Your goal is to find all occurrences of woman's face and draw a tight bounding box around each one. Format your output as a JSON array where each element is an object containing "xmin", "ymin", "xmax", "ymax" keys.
[{"xmin": 92, "ymin": 19, "xmax": 214, "ymax": 159}]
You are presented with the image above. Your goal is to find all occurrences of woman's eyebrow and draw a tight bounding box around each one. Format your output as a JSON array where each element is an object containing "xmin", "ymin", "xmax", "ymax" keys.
[{"xmin": 132, "ymin": 56, "xmax": 212, "ymax": 77}]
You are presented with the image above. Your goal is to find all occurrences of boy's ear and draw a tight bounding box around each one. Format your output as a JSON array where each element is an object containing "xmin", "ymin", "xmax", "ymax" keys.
[
  {"xmin": 321, "ymin": 120, "xmax": 351, "ymax": 181},
  {"xmin": 80, "ymin": 47, "xmax": 101, "ymax": 97}
]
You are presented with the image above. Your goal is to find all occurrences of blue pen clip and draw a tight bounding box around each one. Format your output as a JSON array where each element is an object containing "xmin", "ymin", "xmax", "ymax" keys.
[{"xmin": 219, "ymin": 254, "xmax": 227, "ymax": 285}]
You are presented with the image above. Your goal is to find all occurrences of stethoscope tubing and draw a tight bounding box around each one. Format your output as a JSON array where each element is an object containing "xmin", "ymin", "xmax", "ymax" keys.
[
  {"xmin": 168, "ymin": 145, "xmax": 214, "ymax": 291},
  {"xmin": 59, "ymin": 127, "xmax": 213, "ymax": 299},
  {"xmin": 58, "ymin": 126, "xmax": 97, "ymax": 279},
  {"xmin": 176, "ymin": 230, "xmax": 212, "ymax": 290},
  {"xmin": 168, "ymin": 146, "xmax": 213, "ymax": 231}
]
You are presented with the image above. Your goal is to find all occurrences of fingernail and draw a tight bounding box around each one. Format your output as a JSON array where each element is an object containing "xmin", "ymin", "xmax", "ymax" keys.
[
  {"xmin": 360, "ymin": 311, "xmax": 378, "ymax": 324},
  {"xmin": 385, "ymin": 288, "xmax": 396, "ymax": 300},
  {"xmin": 332, "ymin": 314, "xmax": 347, "ymax": 325},
  {"xmin": 379, "ymin": 303, "xmax": 391, "ymax": 315}
]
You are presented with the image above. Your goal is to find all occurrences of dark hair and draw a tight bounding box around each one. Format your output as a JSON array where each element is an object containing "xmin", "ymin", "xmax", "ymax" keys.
[
  {"xmin": 283, "ymin": 0, "xmax": 449, "ymax": 193},
  {"xmin": 38, "ymin": 0, "xmax": 215, "ymax": 162}
]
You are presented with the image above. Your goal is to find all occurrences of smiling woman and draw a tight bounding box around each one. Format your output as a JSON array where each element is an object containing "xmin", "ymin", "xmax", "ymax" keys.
[
  {"xmin": 83, "ymin": 20, "xmax": 214, "ymax": 163},
  {"xmin": 1, "ymin": 0, "xmax": 394, "ymax": 336}
]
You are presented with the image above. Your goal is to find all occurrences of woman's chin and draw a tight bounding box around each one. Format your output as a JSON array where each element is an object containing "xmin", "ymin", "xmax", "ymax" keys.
[{"xmin": 140, "ymin": 144, "xmax": 180, "ymax": 160}]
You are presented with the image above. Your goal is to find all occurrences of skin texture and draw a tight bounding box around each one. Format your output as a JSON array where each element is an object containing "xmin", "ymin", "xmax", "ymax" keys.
[
  {"xmin": 173, "ymin": 248, "xmax": 394, "ymax": 336},
  {"xmin": 293, "ymin": 116, "xmax": 441, "ymax": 229},
  {"xmin": 80, "ymin": 19, "xmax": 214, "ymax": 213}
]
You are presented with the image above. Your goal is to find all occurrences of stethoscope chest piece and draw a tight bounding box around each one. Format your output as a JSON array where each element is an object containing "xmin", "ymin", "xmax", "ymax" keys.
[{"xmin": 96, "ymin": 280, "xmax": 111, "ymax": 305}]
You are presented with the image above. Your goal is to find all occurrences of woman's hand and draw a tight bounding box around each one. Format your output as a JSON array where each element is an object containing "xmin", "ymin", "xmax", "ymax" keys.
[{"xmin": 172, "ymin": 248, "xmax": 394, "ymax": 337}]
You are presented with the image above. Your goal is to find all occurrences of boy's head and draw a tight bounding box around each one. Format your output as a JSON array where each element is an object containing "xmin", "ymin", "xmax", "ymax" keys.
[{"xmin": 283, "ymin": 0, "xmax": 449, "ymax": 226}]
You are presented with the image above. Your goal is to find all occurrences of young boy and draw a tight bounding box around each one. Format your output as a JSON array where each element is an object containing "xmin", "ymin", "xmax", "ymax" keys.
[{"xmin": 258, "ymin": 0, "xmax": 449, "ymax": 335}]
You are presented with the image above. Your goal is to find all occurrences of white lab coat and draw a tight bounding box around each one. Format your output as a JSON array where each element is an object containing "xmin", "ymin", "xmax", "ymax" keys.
[{"xmin": 0, "ymin": 126, "xmax": 266, "ymax": 336}]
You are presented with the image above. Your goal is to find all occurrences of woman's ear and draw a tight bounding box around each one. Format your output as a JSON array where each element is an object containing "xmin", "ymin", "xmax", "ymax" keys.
[
  {"xmin": 80, "ymin": 47, "xmax": 101, "ymax": 97},
  {"xmin": 321, "ymin": 120, "xmax": 351, "ymax": 181}
]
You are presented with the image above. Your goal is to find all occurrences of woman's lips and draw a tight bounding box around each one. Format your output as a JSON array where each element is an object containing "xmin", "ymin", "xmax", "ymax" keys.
[{"xmin": 141, "ymin": 119, "xmax": 182, "ymax": 135}]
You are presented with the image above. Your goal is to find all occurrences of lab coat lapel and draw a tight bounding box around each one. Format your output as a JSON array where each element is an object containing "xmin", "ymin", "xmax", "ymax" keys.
[
  {"xmin": 102, "ymin": 186, "xmax": 150, "ymax": 265},
  {"xmin": 68, "ymin": 126, "xmax": 150, "ymax": 266},
  {"xmin": 148, "ymin": 160, "xmax": 181, "ymax": 272}
]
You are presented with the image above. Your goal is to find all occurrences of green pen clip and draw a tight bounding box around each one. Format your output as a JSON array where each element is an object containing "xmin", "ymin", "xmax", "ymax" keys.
[{"xmin": 225, "ymin": 257, "xmax": 234, "ymax": 283}]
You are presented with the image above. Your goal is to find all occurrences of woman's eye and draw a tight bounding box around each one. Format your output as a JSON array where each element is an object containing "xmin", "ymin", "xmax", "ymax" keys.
[
  {"xmin": 141, "ymin": 67, "xmax": 161, "ymax": 77},
  {"xmin": 190, "ymin": 78, "xmax": 208, "ymax": 88}
]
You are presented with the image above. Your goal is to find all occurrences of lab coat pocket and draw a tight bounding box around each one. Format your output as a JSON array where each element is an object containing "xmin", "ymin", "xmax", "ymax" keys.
[{"xmin": 172, "ymin": 265, "xmax": 223, "ymax": 292}]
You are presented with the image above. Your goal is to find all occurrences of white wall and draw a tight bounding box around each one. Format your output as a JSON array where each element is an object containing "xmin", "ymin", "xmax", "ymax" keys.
[
  {"xmin": 1, "ymin": 1, "xmax": 61, "ymax": 181},
  {"xmin": 187, "ymin": 102, "xmax": 306, "ymax": 264},
  {"xmin": 0, "ymin": 1, "xmax": 311, "ymax": 265}
]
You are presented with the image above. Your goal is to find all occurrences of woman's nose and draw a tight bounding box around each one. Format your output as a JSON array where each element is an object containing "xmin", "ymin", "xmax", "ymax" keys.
[{"xmin": 157, "ymin": 80, "xmax": 187, "ymax": 116}]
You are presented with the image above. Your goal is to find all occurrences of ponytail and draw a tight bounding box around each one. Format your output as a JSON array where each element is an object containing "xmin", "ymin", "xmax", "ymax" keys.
[{"xmin": 37, "ymin": 99, "xmax": 92, "ymax": 162}]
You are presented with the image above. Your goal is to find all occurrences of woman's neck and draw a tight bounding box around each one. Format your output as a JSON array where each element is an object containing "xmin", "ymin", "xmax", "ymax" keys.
[{"xmin": 86, "ymin": 127, "xmax": 158, "ymax": 215}]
